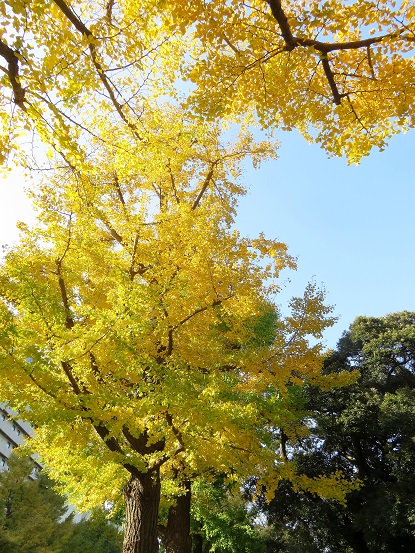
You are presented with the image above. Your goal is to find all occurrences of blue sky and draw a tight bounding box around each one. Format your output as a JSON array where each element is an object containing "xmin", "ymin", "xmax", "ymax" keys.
[
  {"xmin": 1, "ymin": 128, "xmax": 414, "ymax": 349},
  {"xmin": 237, "ymin": 129, "xmax": 415, "ymax": 347}
]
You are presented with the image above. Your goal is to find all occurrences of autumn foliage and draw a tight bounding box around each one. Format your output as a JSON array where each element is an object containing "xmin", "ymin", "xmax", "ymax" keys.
[
  {"xmin": 1, "ymin": 2, "xmax": 414, "ymax": 552},
  {"xmin": 0, "ymin": 112, "xmax": 348, "ymax": 503},
  {"xmin": 0, "ymin": 0, "xmax": 414, "ymax": 165}
]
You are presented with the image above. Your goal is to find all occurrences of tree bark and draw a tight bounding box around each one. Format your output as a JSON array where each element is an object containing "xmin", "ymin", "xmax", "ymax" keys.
[
  {"xmin": 162, "ymin": 480, "xmax": 192, "ymax": 553},
  {"xmin": 343, "ymin": 515, "xmax": 371, "ymax": 553},
  {"xmin": 192, "ymin": 533, "xmax": 203, "ymax": 553},
  {"xmin": 123, "ymin": 470, "xmax": 161, "ymax": 553}
]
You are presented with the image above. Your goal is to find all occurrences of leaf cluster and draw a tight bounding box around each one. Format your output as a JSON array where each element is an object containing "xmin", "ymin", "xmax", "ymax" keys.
[{"xmin": 1, "ymin": 0, "xmax": 415, "ymax": 165}]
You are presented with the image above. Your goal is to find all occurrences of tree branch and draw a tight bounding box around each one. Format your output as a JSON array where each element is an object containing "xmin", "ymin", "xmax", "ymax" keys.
[
  {"xmin": 27, "ymin": 371, "xmax": 73, "ymax": 410},
  {"xmin": 0, "ymin": 39, "xmax": 26, "ymax": 110},
  {"xmin": 165, "ymin": 412, "xmax": 185, "ymax": 450},
  {"xmin": 321, "ymin": 56, "xmax": 342, "ymax": 105},
  {"xmin": 280, "ymin": 429, "xmax": 288, "ymax": 460},
  {"xmin": 89, "ymin": 351, "xmax": 105, "ymax": 384},
  {"xmin": 106, "ymin": 0, "xmax": 116, "ymax": 25},
  {"xmin": 55, "ymin": 217, "xmax": 75, "ymax": 330},
  {"xmin": 151, "ymin": 411, "xmax": 185, "ymax": 471},
  {"xmin": 176, "ymin": 296, "xmax": 231, "ymax": 329},
  {"xmin": 113, "ymin": 173, "xmax": 126, "ymax": 206},
  {"xmin": 61, "ymin": 360, "xmax": 82, "ymax": 395},
  {"xmin": 296, "ymin": 32, "xmax": 407, "ymax": 53},
  {"xmin": 265, "ymin": 1, "xmax": 412, "ymax": 105},
  {"xmin": 166, "ymin": 160, "xmax": 180, "ymax": 204},
  {"xmin": 129, "ymin": 233, "xmax": 151, "ymax": 280},
  {"xmin": 52, "ymin": 0, "xmax": 142, "ymax": 139},
  {"xmin": 55, "ymin": 260, "xmax": 75, "ymax": 330},
  {"xmin": 192, "ymin": 162, "xmax": 217, "ymax": 210},
  {"xmin": 366, "ymin": 45, "xmax": 376, "ymax": 80},
  {"xmin": 93, "ymin": 423, "xmax": 125, "ymax": 453},
  {"xmin": 266, "ymin": 0, "xmax": 297, "ymax": 50},
  {"xmin": 122, "ymin": 426, "xmax": 165, "ymax": 455}
]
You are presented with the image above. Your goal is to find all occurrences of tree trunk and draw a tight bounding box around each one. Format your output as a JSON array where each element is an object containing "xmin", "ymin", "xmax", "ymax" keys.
[
  {"xmin": 343, "ymin": 515, "xmax": 371, "ymax": 553},
  {"xmin": 163, "ymin": 480, "xmax": 192, "ymax": 553},
  {"xmin": 123, "ymin": 469, "xmax": 161, "ymax": 553},
  {"xmin": 192, "ymin": 533, "xmax": 203, "ymax": 553}
]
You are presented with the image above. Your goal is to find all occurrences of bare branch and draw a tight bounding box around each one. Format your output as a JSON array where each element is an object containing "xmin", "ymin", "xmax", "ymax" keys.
[
  {"xmin": 222, "ymin": 33, "xmax": 240, "ymax": 54},
  {"xmin": 166, "ymin": 160, "xmax": 180, "ymax": 204},
  {"xmin": 93, "ymin": 423, "xmax": 124, "ymax": 453},
  {"xmin": 113, "ymin": 173, "xmax": 126, "ymax": 206},
  {"xmin": 55, "ymin": 261, "xmax": 75, "ymax": 330},
  {"xmin": 122, "ymin": 426, "xmax": 165, "ymax": 455},
  {"xmin": 165, "ymin": 412, "xmax": 185, "ymax": 449},
  {"xmin": 167, "ymin": 328, "xmax": 173, "ymax": 357},
  {"xmin": 27, "ymin": 371, "xmax": 66, "ymax": 405},
  {"xmin": 176, "ymin": 296, "xmax": 232, "ymax": 329},
  {"xmin": 150, "ymin": 443, "xmax": 184, "ymax": 471},
  {"xmin": 366, "ymin": 45, "xmax": 376, "ymax": 80},
  {"xmin": 280, "ymin": 429, "xmax": 288, "ymax": 460},
  {"xmin": 129, "ymin": 233, "xmax": 151, "ymax": 280},
  {"xmin": 94, "ymin": 211, "xmax": 124, "ymax": 244},
  {"xmin": 106, "ymin": 0, "xmax": 116, "ymax": 25},
  {"xmin": 149, "ymin": 414, "xmax": 186, "ymax": 471},
  {"xmin": 89, "ymin": 351, "xmax": 105, "ymax": 384},
  {"xmin": 54, "ymin": 218, "xmax": 75, "ymax": 330},
  {"xmin": 345, "ymin": 94, "xmax": 370, "ymax": 133},
  {"xmin": 296, "ymin": 31, "xmax": 408, "ymax": 53}
]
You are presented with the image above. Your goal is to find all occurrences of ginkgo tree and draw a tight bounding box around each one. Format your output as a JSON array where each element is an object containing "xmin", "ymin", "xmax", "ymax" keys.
[
  {"xmin": 0, "ymin": 112, "xmax": 353, "ymax": 553},
  {"xmin": 1, "ymin": 0, "xmax": 415, "ymax": 165},
  {"xmin": 1, "ymin": 1, "xmax": 406, "ymax": 552}
]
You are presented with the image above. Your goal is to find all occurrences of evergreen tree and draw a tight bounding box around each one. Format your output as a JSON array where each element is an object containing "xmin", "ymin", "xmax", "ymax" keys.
[{"xmin": 263, "ymin": 312, "xmax": 415, "ymax": 552}]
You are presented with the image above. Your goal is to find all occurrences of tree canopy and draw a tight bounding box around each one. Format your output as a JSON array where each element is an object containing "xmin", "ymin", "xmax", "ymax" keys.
[
  {"xmin": 2, "ymin": 2, "xmax": 414, "ymax": 551},
  {"xmin": 0, "ymin": 111, "xmax": 352, "ymax": 552},
  {"xmin": 1, "ymin": 0, "xmax": 415, "ymax": 164},
  {"xmin": 0, "ymin": 110, "xmax": 346, "ymax": 497}
]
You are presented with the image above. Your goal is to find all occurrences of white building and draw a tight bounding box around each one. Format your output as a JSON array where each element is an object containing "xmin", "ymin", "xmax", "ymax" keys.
[{"xmin": 0, "ymin": 403, "xmax": 41, "ymax": 472}]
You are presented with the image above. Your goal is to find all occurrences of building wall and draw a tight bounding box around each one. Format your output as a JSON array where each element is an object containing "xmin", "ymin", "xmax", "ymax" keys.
[{"xmin": 0, "ymin": 403, "xmax": 41, "ymax": 471}]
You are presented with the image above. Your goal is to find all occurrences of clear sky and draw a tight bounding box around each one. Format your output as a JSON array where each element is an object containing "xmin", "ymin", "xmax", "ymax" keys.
[
  {"xmin": 0, "ymin": 169, "xmax": 36, "ymax": 248},
  {"xmin": 237, "ymin": 129, "xmax": 415, "ymax": 347},
  {"xmin": 1, "ymin": 129, "xmax": 414, "ymax": 349}
]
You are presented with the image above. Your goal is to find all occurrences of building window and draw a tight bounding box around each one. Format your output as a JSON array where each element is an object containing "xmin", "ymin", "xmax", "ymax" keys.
[
  {"xmin": 6, "ymin": 442, "xmax": 11, "ymax": 449},
  {"xmin": 1, "ymin": 414, "xmax": 5, "ymax": 421}
]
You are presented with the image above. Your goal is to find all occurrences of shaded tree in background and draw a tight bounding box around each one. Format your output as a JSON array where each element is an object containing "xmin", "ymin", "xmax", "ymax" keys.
[
  {"xmin": 61, "ymin": 509, "xmax": 122, "ymax": 553},
  {"xmin": 0, "ymin": 454, "xmax": 122, "ymax": 553},
  {"xmin": 189, "ymin": 478, "xmax": 266, "ymax": 553},
  {"xmin": 0, "ymin": 454, "xmax": 72, "ymax": 553},
  {"xmin": 261, "ymin": 311, "xmax": 415, "ymax": 552}
]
